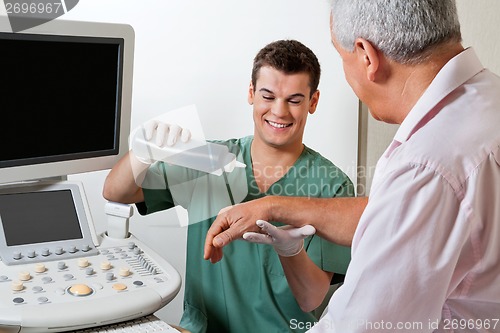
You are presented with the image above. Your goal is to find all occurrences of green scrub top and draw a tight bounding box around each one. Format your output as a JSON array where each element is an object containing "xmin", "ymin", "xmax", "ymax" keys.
[{"xmin": 138, "ymin": 136, "xmax": 354, "ymax": 333}]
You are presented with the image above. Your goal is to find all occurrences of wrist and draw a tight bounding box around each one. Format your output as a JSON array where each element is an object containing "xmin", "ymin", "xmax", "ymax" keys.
[{"xmin": 264, "ymin": 195, "xmax": 277, "ymax": 222}]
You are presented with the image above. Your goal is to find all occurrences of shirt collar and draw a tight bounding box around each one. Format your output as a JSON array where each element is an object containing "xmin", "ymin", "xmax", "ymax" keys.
[{"xmin": 394, "ymin": 48, "xmax": 485, "ymax": 143}]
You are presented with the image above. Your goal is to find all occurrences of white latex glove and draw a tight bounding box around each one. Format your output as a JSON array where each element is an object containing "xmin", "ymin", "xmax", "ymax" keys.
[
  {"xmin": 243, "ymin": 220, "xmax": 316, "ymax": 257},
  {"xmin": 130, "ymin": 119, "xmax": 191, "ymax": 164}
]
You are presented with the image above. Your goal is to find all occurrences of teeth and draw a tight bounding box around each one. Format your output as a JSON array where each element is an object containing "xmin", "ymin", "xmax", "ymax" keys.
[{"xmin": 268, "ymin": 121, "xmax": 290, "ymax": 128}]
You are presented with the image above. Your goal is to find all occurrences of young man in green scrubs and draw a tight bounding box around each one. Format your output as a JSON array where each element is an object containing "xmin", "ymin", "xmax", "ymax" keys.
[{"xmin": 103, "ymin": 39, "xmax": 353, "ymax": 333}]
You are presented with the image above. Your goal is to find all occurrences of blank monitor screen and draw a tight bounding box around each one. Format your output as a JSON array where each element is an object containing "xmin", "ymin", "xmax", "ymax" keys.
[
  {"xmin": 0, "ymin": 32, "xmax": 123, "ymax": 169},
  {"xmin": 0, "ymin": 189, "xmax": 83, "ymax": 246}
]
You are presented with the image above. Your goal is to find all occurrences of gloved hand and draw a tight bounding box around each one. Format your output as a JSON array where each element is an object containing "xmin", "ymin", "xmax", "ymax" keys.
[
  {"xmin": 243, "ymin": 220, "xmax": 316, "ymax": 257},
  {"xmin": 130, "ymin": 119, "xmax": 191, "ymax": 164}
]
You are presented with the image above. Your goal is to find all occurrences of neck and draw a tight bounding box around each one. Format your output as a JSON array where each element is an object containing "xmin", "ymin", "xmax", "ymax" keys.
[
  {"xmin": 250, "ymin": 137, "xmax": 304, "ymax": 169},
  {"xmin": 373, "ymin": 43, "xmax": 465, "ymax": 124},
  {"xmin": 250, "ymin": 136, "xmax": 305, "ymax": 192}
]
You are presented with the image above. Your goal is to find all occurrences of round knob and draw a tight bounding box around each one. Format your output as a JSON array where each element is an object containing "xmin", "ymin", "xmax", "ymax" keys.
[
  {"xmin": 41, "ymin": 248, "xmax": 50, "ymax": 256},
  {"xmin": 18, "ymin": 271, "xmax": 31, "ymax": 281},
  {"xmin": 37, "ymin": 296, "xmax": 49, "ymax": 303},
  {"xmin": 127, "ymin": 242, "xmax": 136, "ymax": 249},
  {"xmin": 55, "ymin": 247, "xmax": 64, "ymax": 255},
  {"xmin": 81, "ymin": 245, "xmax": 91, "ymax": 252},
  {"xmin": 85, "ymin": 267, "xmax": 94, "ymax": 276},
  {"xmin": 58, "ymin": 262, "xmax": 67, "ymax": 270},
  {"xmin": 12, "ymin": 251, "xmax": 22, "ymax": 260},
  {"xmin": 34, "ymin": 263, "xmax": 46, "ymax": 273},
  {"xmin": 68, "ymin": 284, "xmax": 93, "ymax": 297},
  {"xmin": 68, "ymin": 245, "xmax": 77, "ymax": 253},
  {"xmin": 78, "ymin": 258, "xmax": 89, "ymax": 268},
  {"xmin": 42, "ymin": 276, "xmax": 53, "ymax": 283},
  {"xmin": 11, "ymin": 280, "xmax": 24, "ymax": 291},
  {"xmin": 100, "ymin": 261, "xmax": 112, "ymax": 270},
  {"xmin": 27, "ymin": 250, "xmax": 36, "ymax": 258},
  {"xmin": 106, "ymin": 272, "xmax": 115, "ymax": 281},
  {"xmin": 119, "ymin": 267, "xmax": 130, "ymax": 277},
  {"xmin": 63, "ymin": 274, "xmax": 74, "ymax": 281}
]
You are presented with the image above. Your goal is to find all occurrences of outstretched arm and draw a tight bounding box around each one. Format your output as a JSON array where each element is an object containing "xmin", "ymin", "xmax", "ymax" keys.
[{"xmin": 204, "ymin": 195, "xmax": 367, "ymax": 262}]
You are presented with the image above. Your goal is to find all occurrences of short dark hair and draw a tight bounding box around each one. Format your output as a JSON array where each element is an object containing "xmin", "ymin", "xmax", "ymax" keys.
[{"xmin": 251, "ymin": 40, "xmax": 321, "ymax": 97}]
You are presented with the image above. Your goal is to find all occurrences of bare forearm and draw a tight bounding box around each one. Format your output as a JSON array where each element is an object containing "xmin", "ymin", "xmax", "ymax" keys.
[
  {"xmin": 103, "ymin": 152, "xmax": 147, "ymax": 204},
  {"xmin": 268, "ymin": 196, "xmax": 367, "ymax": 246},
  {"xmin": 279, "ymin": 250, "xmax": 333, "ymax": 312},
  {"xmin": 205, "ymin": 195, "xmax": 367, "ymax": 261}
]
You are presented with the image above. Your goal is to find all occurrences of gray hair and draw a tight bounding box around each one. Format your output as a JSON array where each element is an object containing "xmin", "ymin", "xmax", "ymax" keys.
[{"xmin": 330, "ymin": 0, "xmax": 462, "ymax": 65}]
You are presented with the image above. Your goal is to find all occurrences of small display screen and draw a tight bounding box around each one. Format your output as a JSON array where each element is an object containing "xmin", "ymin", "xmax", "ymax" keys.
[{"xmin": 0, "ymin": 190, "xmax": 83, "ymax": 246}]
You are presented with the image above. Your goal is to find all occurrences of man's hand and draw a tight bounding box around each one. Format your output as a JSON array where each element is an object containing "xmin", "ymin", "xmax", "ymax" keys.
[
  {"xmin": 243, "ymin": 220, "xmax": 316, "ymax": 257},
  {"xmin": 203, "ymin": 199, "xmax": 272, "ymax": 263}
]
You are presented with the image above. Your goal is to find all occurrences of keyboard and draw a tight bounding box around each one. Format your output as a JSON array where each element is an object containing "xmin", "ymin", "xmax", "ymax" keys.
[{"xmin": 74, "ymin": 315, "xmax": 178, "ymax": 332}]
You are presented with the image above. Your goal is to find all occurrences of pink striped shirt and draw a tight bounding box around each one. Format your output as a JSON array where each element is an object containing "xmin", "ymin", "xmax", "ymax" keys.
[{"xmin": 311, "ymin": 48, "xmax": 500, "ymax": 332}]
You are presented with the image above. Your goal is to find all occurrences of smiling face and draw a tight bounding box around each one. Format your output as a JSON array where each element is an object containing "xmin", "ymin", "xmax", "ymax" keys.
[{"xmin": 249, "ymin": 66, "xmax": 319, "ymax": 151}]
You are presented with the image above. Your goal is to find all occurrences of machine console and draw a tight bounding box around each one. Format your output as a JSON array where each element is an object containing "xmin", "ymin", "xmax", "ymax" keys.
[{"xmin": 0, "ymin": 181, "xmax": 181, "ymax": 333}]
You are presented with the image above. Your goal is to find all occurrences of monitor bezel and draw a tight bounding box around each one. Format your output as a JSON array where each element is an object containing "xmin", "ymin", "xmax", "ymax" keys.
[
  {"xmin": 0, "ymin": 17, "xmax": 134, "ymax": 185},
  {"xmin": 0, "ymin": 181, "xmax": 99, "ymax": 265}
]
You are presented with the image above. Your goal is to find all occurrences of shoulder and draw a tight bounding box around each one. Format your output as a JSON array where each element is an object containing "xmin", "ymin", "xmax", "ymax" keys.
[{"xmin": 295, "ymin": 145, "xmax": 354, "ymax": 197}]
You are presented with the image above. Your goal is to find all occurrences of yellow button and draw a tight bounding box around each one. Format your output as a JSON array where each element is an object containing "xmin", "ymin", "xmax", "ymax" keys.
[
  {"xmin": 11, "ymin": 280, "xmax": 24, "ymax": 291},
  {"xmin": 68, "ymin": 284, "xmax": 93, "ymax": 296},
  {"xmin": 112, "ymin": 283, "xmax": 127, "ymax": 291},
  {"xmin": 78, "ymin": 258, "xmax": 89, "ymax": 268},
  {"xmin": 100, "ymin": 261, "xmax": 112, "ymax": 270},
  {"xmin": 119, "ymin": 267, "xmax": 130, "ymax": 277},
  {"xmin": 34, "ymin": 263, "xmax": 46, "ymax": 273},
  {"xmin": 18, "ymin": 271, "xmax": 31, "ymax": 281}
]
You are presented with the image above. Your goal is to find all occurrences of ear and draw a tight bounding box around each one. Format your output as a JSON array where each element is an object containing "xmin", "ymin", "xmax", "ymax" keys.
[
  {"xmin": 354, "ymin": 38, "xmax": 379, "ymax": 82},
  {"xmin": 248, "ymin": 81, "xmax": 255, "ymax": 105},
  {"xmin": 308, "ymin": 90, "xmax": 320, "ymax": 115}
]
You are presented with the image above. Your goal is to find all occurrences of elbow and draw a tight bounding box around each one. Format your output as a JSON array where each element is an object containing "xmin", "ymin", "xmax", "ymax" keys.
[
  {"xmin": 297, "ymin": 296, "xmax": 325, "ymax": 313},
  {"xmin": 102, "ymin": 181, "xmax": 117, "ymax": 202},
  {"xmin": 102, "ymin": 178, "xmax": 126, "ymax": 203},
  {"xmin": 299, "ymin": 302, "xmax": 320, "ymax": 314}
]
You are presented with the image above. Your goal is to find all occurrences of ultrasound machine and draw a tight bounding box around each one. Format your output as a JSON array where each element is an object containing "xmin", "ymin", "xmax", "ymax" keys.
[{"xmin": 0, "ymin": 18, "xmax": 182, "ymax": 332}]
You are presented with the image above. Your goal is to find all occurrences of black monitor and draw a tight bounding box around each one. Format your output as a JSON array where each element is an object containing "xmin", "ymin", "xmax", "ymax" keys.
[{"xmin": 0, "ymin": 18, "xmax": 134, "ymax": 184}]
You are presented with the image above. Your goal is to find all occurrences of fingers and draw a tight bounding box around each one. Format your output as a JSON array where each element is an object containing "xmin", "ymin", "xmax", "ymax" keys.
[
  {"xmin": 256, "ymin": 219, "xmax": 277, "ymax": 235},
  {"xmin": 156, "ymin": 122, "xmax": 169, "ymax": 146},
  {"xmin": 290, "ymin": 225, "xmax": 316, "ymax": 238},
  {"xmin": 213, "ymin": 229, "xmax": 238, "ymax": 248},
  {"xmin": 181, "ymin": 128, "xmax": 191, "ymax": 143},
  {"xmin": 243, "ymin": 232, "xmax": 273, "ymax": 244},
  {"xmin": 205, "ymin": 246, "xmax": 223, "ymax": 264},
  {"xmin": 166, "ymin": 124, "xmax": 181, "ymax": 146},
  {"xmin": 143, "ymin": 120, "xmax": 158, "ymax": 141},
  {"xmin": 204, "ymin": 215, "xmax": 231, "ymax": 259},
  {"xmin": 143, "ymin": 120, "xmax": 191, "ymax": 147}
]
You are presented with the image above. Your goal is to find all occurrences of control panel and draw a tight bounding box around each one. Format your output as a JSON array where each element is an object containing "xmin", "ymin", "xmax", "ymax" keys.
[{"xmin": 0, "ymin": 181, "xmax": 181, "ymax": 333}]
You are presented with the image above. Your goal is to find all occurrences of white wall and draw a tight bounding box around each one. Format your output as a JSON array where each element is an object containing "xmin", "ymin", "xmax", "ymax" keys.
[
  {"xmin": 457, "ymin": 0, "xmax": 500, "ymax": 75},
  {"xmin": 0, "ymin": 0, "xmax": 358, "ymax": 325}
]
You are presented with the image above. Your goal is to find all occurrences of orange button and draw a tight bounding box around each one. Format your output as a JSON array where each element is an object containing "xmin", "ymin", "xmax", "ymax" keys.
[
  {"xmin": 112, "ymin": 283, "xmax": 127, "ymax": 291},
  {"xmin": 68, "ymin": 284, "xmax": 93, "ymax": 296}
]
